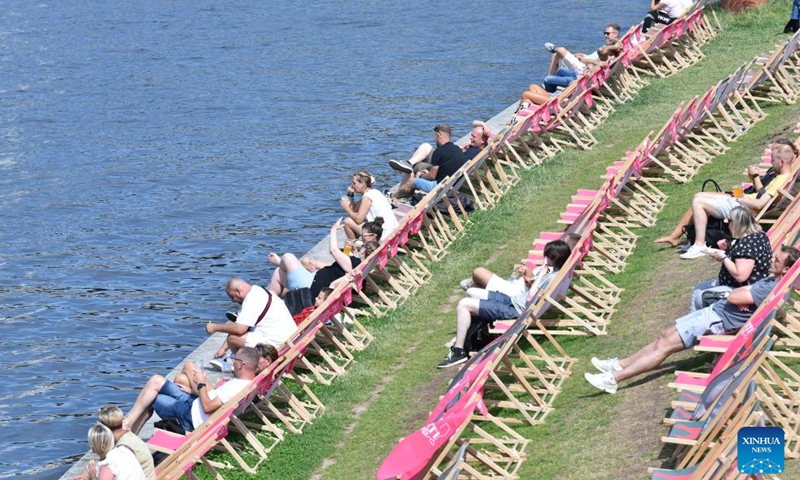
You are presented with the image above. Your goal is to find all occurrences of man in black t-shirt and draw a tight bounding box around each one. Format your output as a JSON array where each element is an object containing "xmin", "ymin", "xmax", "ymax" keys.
[{"xmin": 392, "ymin": 124, "xmax": 466, "ymax": 199}]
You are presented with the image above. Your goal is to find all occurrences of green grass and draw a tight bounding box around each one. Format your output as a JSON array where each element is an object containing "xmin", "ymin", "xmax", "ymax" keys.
[{"xmin": 200, "ymin": 2, "xmax": 800, "ymax": 479}]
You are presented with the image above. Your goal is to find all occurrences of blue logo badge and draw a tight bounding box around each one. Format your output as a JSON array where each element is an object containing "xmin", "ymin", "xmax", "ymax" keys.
[{"xmin": 738, "ymin": 426, "xmax": 784, "ymax": 474}]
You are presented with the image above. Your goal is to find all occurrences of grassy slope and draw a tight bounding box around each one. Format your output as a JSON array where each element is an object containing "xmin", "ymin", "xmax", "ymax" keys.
[{"xmin": 207, "ymin": 2, "xmax": 800, "ymax": 479}]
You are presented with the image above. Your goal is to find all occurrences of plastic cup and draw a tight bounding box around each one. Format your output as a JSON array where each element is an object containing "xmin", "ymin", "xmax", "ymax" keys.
[
  {"xmin": 732, "ymin": 185, "xmax": 744, "ymax": 197},
  {"xmin": 343, "ymin": 245, "xmax": 353, "ymax": 256}
]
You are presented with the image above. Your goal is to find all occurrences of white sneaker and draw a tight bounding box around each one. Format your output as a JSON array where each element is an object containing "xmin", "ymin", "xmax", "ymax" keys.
[
  {"xmin": 459, "ymin": 278, "xmax": 474, "ymax": 291},
  {"xmin": 680, "ymin": 244, "xmax": 706, "ymax": 259},
  {"xmin": 209, "ymin": 353, "xmax": 234, "ymax": 372},
  {"xmin": 591, "ymin": 357, "xmax": 622, "ymax": 373},
  {"xmin": 584, "ymin": 371, "xmax": 618, "ymax": 394},
  {"xmin": 544, "ymin": 42, "xmax": 557, "ymax": 53}
]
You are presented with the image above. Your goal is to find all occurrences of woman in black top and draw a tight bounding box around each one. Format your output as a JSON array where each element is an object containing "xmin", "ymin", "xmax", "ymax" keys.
[
  {"xmin": 690, "ymin": 206, "xmax": 771, "ymax": 311},
  {"xmin": 267, "ymin": 218, "xmax": 381, "ymax": 298}
]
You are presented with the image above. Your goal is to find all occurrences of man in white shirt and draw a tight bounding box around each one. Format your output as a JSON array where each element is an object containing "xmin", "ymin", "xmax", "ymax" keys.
[
  {"xmin": 642, "ymin": 0, "xmax": 692, "ymax": 33},
  {"xmin": 206, "ymin": 278, "xmax": 296, "ymax": 359},
  {"xmin": 123, "ymin": 347, "xmax": 259, "ymax": 434}
]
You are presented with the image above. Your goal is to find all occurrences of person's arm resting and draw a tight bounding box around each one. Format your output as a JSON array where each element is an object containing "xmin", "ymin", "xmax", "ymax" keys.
[{"xmin": 727, "ymin": 284, "xmax": 755, "ymax": 307}]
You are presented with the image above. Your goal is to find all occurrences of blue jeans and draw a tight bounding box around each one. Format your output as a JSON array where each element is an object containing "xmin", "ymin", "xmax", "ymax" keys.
[
  {"xmin": 793, "ymin": 0, "xmax": 800, "ymax": 20},
  {"xmin": 153, "ymin": 380, "xmax": 197, "ymax": 432},
  {"xmin": 543, "ymin": 68, "xmax": 578, "ymax": 93},
  {"xmin": 413, "ymin": 177, "xmax": 438, "ymax": 192}
]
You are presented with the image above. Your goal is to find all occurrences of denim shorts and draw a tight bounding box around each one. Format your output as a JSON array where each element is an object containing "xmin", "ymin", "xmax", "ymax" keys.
[
  {"xmin": 413, "ymin": 177, "xmax": 438, "ymax": 193},
  {"xmin": 153, "ymin": 380, "xmax": 197, "ymax": 432},
  {"xmin": 287, "ymin": 266, "xmax": 315, "ymax": 290},
  {"xmin": 675, "ymin": 308, "xmax": 726, "ymax": 348},
  {"xmin": 478, "ymin": 291, "xmax": 520, "ymax": 321}
]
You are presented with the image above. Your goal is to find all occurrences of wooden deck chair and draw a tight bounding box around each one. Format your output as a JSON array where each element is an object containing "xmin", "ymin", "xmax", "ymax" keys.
[
  {"xmin": 153, "ymin": 405, "xmax": 237, "ymax": 480},
  {"xmin": 634, "ymin": 21, "xmax": 687, "ymax": 78},
  {"xmin": 478, "ymin": 310, "xmax": 569, "ymax": 427},
  {"xmin": 435, "ymin": 441, "xmax": 469, "ymax": 480},
  {"xmin": 485, "ymin": 125, "xmax": 524, "ymax": 189},
  {"xmin": 681, "ymin": 86, "xmax": 732, "ymax": 161},
  {"xmin": 378, "ymin": 354, "xmax": 519, "ymax": 480},
  {"xmin": 753, "ymin": 348, "xmax": 800, "ymax": 458},
  {"xmin": 316, "ymin": 283, "xmax": 374, "ymax": 352},
  {"xmin": 766, "ymin": 191, "xmax": 800, "ymax": 250},
  {"xmin": 666, "ymin": 337, "xmax": 771, "ymax": 469},
  {"xmin": 506, "ymin": 111, "xmax": 560, "ymax": 169},
  {"xmin": 743, "ymin": 44, "xmax": 798, "ymax": 105},
  {"xmin": 461, "ymin": 149, "xmax": 504, "ymax": 210},
  {"xmin": 746, "ymin": 37, "xmax": 800, "ymax": 105},
  {"xmin": 754, "ymin": 162, "xmax": 800, "ymax": 226},
  {"xmin": 649, "ymin": 406, "xmax": 755, "ymax": 480},
  {"xmin": 643, "ymin": 104, "xmax": 697, "ymax": 183}
]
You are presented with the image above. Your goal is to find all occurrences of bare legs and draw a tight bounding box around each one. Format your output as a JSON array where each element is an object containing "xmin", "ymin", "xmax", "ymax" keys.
[
  {"xmin": 654, "ymin": 192, "xmax": 726, "ymax": 247},
  {"xmin": 123, "ymin": 374, "xmax": 168, "ymax": 434},
  {"xmin": 268, "ymin": 252, "xmax": 304, "ymax": 295},
  {"xmin": 454, "ymin": 297, "xmax": 482, "ymax": 349},
  {"xmin": 612, "ymin": 326, "xmax": 686, "ymax": 383},
  {"xmin": 393, "ymin": 143, "xmax": 434, "ymax": 199},
  {"xmin": 343, "ymin": 217, "xmax": 363, "ymax": 240},
  {"xmin": 470, "ymin": 267, "xmax": 495, "ymax": 289}
]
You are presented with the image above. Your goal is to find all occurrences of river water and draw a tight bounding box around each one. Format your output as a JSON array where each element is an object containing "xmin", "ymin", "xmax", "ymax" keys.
[{"xmin": 0, "ymin": 1, "xmax": 643, "ymax": 478}]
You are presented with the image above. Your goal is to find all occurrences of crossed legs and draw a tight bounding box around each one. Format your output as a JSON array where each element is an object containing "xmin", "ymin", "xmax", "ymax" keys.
[
  {"xmin": 394, "ymin": 143, "xmax": 434, "ymax": 199},
  {"xmin": 654, "ymin": 192, "xmax": 726, "ymax": 247},
  {"xmin": 268, "ymin": 252, "xmax": 304, "ymax": 295}
]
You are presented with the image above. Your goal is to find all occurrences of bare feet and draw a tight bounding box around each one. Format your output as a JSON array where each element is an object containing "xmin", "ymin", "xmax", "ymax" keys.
[
  {"xmin": 654, "ymin": 236, "xmax": 679, "ymax": 247},
  {"xmin": 268, "ymin": 252, "xmax": 281, "ymax": 266}
]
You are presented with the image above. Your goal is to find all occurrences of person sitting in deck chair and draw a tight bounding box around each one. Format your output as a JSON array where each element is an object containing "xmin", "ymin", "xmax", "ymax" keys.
[
  {"xmin": 585, "ymin": 245, "xmax": 799, "ymax": 394},
  {"xmin": 655, "ymin": 138, "xmax": 797, "ymax": 259},
  {"xmin": 642, "ymin": 0, "xmax": 693, "ymax": 33},
  {"xmin": 123, "ymin": 347, "xmax": 259, "ymax": 434},
  {"xmin": 537, "ymin": 23, "xmax": 621, "ymax": 94},
  {"xmin": 437, "ymin": 240, "xmax": 572, "ymax": 369},
  {"xmin": 459, "ymin": 233, "xmax": 580, "ymax": 295},
  {"xmin": 387, "ymin": 124, "xmax": 466, "ymax": 200},
  {"xmin": 266, "ymin": 218, "xmax": 380, "ymax": 298},
  {"xmin": 206, "ymin": 278, "xmax": 296, "ymax": 361},
  {"xmin": 462, "ymin": 121, "xmax": 492, "ymax": 162}
]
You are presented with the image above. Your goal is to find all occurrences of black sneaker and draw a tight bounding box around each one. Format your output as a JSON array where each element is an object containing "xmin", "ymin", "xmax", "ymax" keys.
[
  {"xmin": 388, "ymin": 159, "xmax": 413, "ymax": 174},
  {"xmin": 226, "ymin": 311, "xmax": 238, "ymax": 322},
  {"xmin": 437, "ymin": 347, "xmax": 468, "ymax": 369}
]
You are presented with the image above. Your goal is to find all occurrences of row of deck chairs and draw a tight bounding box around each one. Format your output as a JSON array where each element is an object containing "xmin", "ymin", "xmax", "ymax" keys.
[
  {"xmin": 375, "ymin": 33, "xmax": 800, "ymax": 479},
  {"xmin": 138, "ymin": 4, "xmax": 726, "ymax": 478}
]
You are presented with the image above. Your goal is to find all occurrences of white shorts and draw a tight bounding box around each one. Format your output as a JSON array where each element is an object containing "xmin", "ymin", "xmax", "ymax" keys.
[
  {"xmin": 560, "ymin": 52, "xmax": 586, "ymax": 74},
  {"xmin": 714, "ymin": 196, "xmax": 739, "ymax": 219},
  {"xmin": 675, "ymin": 308, "xmax": 726, "ymax": 348},
  {"xmin": 486, "ymin": 274, "xmax": 526, "ymax": 298}
]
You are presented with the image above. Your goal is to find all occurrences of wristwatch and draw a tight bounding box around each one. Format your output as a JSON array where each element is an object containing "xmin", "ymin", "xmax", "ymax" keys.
[{"xmin": 197, "ymin": 383, "xmax": 206, "ymax": 390}]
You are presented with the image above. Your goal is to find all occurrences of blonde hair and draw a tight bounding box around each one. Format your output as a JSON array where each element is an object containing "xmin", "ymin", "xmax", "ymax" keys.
[
  {"xmin": 98, "ymin": 405, "xmax": 124, "ymax": 430},
  {"xmin": 353, "ymin": 170, "xmax": 374, "ymax": 188},
  {"xmin": 728, "ymin": 206, "xmax": 762, "ymax": 238},
  {"xmin": 87, "ymin": 423, "xmax": 115, "ymax": 460}
]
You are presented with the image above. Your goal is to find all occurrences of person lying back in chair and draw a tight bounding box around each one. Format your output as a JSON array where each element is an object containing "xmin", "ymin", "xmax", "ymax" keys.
[
  {"xmin": 388, "ymin": 124, "xmax": 466, "ymax": 200},
  {"xmin": 123, "ymin": 347, "xmax": 260, "ymax": 434},
  {"xmin": 458, "ymin": 233, "xmax": 580, "ymax": 296},
  {"xmin": 437, "ymin": 240, "xmax": 572, "ymax": 369},
  {"xmin": 585, "ymin": 245, "xmax": 799, "ymax": 394},
  {"xmin": 655, "ymin": 139, "xmax": 797, "ymax": 259}
]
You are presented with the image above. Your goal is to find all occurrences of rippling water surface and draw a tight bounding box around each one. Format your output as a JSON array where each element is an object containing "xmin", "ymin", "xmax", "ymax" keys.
[{"xmin": 0, "ymin": 1, "xmax": 643, "ymax": 477}]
